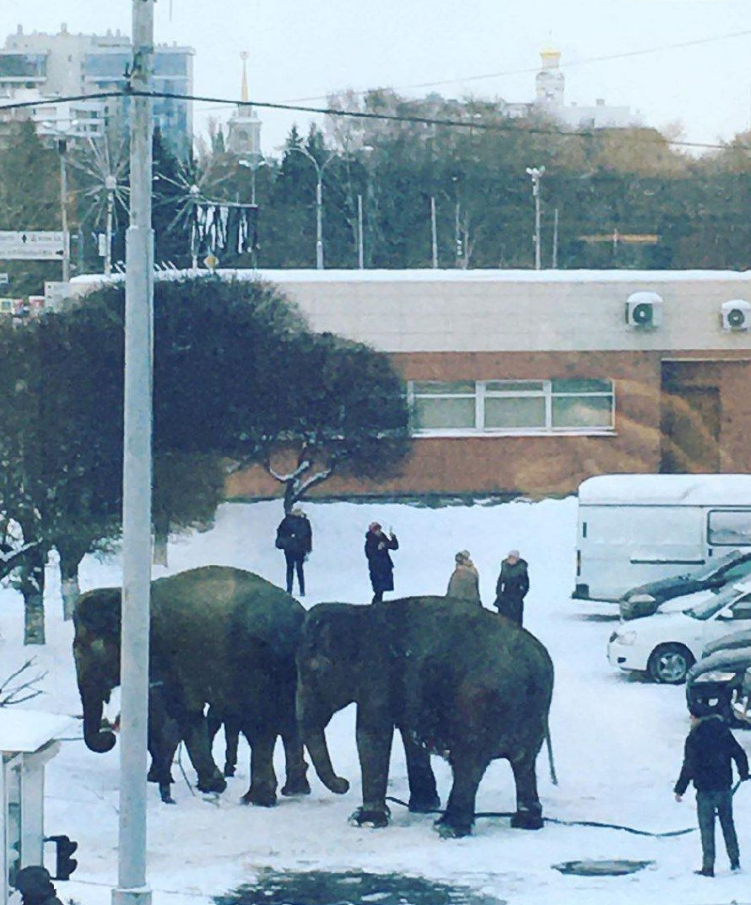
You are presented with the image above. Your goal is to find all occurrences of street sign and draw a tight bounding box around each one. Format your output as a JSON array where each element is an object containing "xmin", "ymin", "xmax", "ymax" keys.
[
  {"xmin": 203, "ymin": 253, "xmax": 219, "ymax": 270},
  {"xmin": 44, "ymin": 281, "xmax": 71, "ymax": 312},
  {"xmin": 0, "ymin": 231, "xmax": 67, "ymax": 261},
  {"xmin": 0, "ymin": 273, "xmax": 8, "ymax": 285}
]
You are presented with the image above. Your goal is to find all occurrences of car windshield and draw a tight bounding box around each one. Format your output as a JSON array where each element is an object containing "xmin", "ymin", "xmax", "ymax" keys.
[
  {"xmin": 691, "ymin": 550, "xmax": 742, "ymax": 581},
  {"xmin": 686, "ymin": 583, "xmax": 744, "ymax": 620}
]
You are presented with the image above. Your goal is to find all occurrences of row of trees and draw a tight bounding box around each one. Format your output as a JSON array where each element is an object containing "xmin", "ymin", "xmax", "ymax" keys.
[
  {"xmin": 0, "ymin": 276, "xmax": 409, "ymax": 644},
  {"xmin": 4, "ymin": 91, "xmax": 751, "ymax": 290}
]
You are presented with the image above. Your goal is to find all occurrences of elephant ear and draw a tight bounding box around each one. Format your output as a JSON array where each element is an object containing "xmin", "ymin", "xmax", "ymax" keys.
[
  {"xmin": 309, "ymin": 606, "xmax": 364, "ymax": 664},
  {"xmin": 75, "ymin": 588, "xmax": 122, "ymax": 641}
]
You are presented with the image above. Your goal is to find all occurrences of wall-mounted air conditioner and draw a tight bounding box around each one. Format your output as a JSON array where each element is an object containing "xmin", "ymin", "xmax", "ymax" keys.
[{"xmin": 625, "ymin": 291, "xmax": 663, "ymax": 329}]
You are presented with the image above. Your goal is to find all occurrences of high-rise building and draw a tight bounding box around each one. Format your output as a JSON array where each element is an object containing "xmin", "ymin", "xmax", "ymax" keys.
[{"xmin": 0, "ymin": 23, "xmax": 194, "ymax": 156}]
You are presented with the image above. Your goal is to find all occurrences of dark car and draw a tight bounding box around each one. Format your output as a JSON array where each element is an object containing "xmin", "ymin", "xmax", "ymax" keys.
[
  {"xmin": 619, "ymin": 550, "xmax": 751, "ymax": 621},
  {"xmin": 686, "ymin": 635, "xmax": 751, "ymax": 728}
]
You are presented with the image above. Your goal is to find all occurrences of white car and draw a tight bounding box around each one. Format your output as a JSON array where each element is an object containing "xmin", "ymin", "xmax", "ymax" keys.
[{"xmin": 608, "ymin": 578, "xmax": 751, "ymax": 684}]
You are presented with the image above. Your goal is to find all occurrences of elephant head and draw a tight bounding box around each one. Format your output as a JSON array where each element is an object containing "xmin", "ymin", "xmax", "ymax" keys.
[
  {"xmin": 73, "ymin": 587, "xmax": 122, "ymax": 753},
  {"xmin": 296, "ymin": 604, "xmax": 370, "ymax": 796}
]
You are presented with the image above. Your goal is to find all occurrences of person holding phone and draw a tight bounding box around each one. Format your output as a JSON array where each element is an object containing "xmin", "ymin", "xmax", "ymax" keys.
[{"xmin": 365, "ymin": 522, "xmax": 399, "ymax": 603}]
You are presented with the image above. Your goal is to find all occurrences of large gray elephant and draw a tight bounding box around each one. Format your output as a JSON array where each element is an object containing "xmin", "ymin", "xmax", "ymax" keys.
[
  {"xmin": 296, "ymin": 597, "xmax": 554, "ymax": 837},
  {"xmin": 73, "ymin": 566, "xmax": 310, "ymax": 805}
]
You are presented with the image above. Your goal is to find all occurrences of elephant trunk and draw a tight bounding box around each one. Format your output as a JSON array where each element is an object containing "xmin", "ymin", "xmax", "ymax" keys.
[
  {"xmin": 80, "ymin": 686, "xmax": 117, "ymax": 753},
  {"xmin": 303, "ymin": 726, "xmax": 349, "ymax": 795}
]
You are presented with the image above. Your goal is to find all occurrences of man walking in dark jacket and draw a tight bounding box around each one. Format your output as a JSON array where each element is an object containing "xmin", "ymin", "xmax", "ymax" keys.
[
  {"xmin": 674, "ymin": 702, "xmax": 749, "ymax": 876},
  {"xmin": 493, "ymin": 550, "xmax": 529, "ymax": 625},
  {"xmin": 275, "ymin": 508, "xmax": 312, "ymax": 596},
  {"xmin": 365, "ymin": 522, "xmax": 399, "ymax": 603}
]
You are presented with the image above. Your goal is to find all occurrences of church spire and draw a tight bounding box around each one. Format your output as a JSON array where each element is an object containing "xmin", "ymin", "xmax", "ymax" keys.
[{"xmin": 240, "ymin": 51, "xmax": 250, "ymax": 105}]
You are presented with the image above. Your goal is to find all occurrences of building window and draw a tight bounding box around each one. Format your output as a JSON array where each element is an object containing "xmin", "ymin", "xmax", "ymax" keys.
[
  {"xmin": 708, "ymin": 510, "xmax": 751, "ymax": 547},
  {"xmin": 408, "ymin": 379, "xmax": 615, "ymax": 436}
]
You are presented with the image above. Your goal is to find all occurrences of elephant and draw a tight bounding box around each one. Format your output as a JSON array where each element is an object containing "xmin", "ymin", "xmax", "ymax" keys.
[
  {"xmin": 296, "ymin": 597, "xmax": 554, "ymax": 838},
  {"xmin": 73, "ymin": 565, "xmax": 311, "ymax": 805}
]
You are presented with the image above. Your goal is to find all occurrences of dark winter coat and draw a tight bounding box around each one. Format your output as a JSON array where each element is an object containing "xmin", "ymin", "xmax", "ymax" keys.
[
  {"xmin": 275, "ymin": 514, "xmax": 312, "ymax": 558},
  {"xmin": 494, "ymin": 558, "xmax": 529, "ymax": 624},
  {"xmin": 674, "ymin": 715, "xmax": 749, "ymax": 795},
  {"xmin": 13, "ymin": 867, "xmax": 64, "ymax": 905},
  {"xmin": 365, "ymin": 530, "xmax": 399, "ymax": 593}
]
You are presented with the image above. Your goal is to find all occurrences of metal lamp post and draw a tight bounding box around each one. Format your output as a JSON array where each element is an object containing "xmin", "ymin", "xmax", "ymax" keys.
[
  {"xmin": 525, "ymin": 166, "xmax": 545, "ymax": 271},
  {"xmin": 287, "ymin": 145, "xmax": 336, "ymax": 269},
  {"xmin": 103, "ymin": 173, "xmax": 117, "ymax": 276},
  {"xmin": 42, "ymin": 122, "xmax": 73, "ymax": 282}
]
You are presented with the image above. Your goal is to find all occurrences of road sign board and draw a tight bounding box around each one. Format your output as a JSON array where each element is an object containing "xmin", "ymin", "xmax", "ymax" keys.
[
  {"xmin": 44, "ymin": 281, "xmax": 71, "ymax": 312},
  {"xmin": 203, "ymin": 253, "xmax": 219, "ymax": 270},
  {"xmin": 0, "ymin": 231, "xmax": 67, "ymax": 260},
  {"xmin": 0, "ymin": 273, "xmax": 8, "ymax": 285}
]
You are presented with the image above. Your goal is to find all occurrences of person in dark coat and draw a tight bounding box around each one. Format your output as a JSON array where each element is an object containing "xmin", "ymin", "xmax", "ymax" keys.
[
  {"xmin": 365, "ymin": 522, "xmax": 399, "ymax": 603},
  {"xmin": 275, "ymin": 507, "xmax": 312, "ymax": 596},
  {"xmin": 674, "ymin": 702, "xmax": 749, "ymax": 876},
  {"xmin": 493, "ymin": 549, "xmax": 529, "ymax": 625},
  {"xmin": 13, "ymin": 867, "xmax": 64, "ymax": 905}
]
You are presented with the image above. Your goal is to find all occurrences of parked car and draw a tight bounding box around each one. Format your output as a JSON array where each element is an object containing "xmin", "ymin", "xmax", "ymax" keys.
[
  {"xmin": 619, "ymin": 549, "xmax": 751, "ymax": 620},
  {"xmin": 686, "ymin": 637, "xmax": 751, "ymax": 727},
  {"xmin": 608, "ymin": 578, "xmax": 751, "ymax": 684}
]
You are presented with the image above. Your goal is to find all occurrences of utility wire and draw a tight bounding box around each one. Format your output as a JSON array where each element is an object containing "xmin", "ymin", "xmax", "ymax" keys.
[
  {"xmin": 288, "ymin": 27, "xmax": 751, "ymax": 101},
  {"xmin": 1, "ymin": 88, "xmax": 749, "ymax": 153}
]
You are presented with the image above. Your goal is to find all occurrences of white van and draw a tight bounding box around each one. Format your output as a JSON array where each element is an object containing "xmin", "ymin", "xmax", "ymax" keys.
[{"xmin": 573, "ymin": 474, "xmax": 751, "ymax": 602}]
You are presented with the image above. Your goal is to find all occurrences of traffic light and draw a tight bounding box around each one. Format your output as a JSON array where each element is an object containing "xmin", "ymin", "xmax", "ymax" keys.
[{"xmin": 45, "ymin": 835, "xmax": 78, "ymax": 880}]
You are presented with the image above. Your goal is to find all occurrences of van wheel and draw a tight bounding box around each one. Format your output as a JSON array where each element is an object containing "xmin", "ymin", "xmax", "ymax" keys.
[{"xmin": 648, "ymin": 644, "xmax": 695, "ymax": 685}]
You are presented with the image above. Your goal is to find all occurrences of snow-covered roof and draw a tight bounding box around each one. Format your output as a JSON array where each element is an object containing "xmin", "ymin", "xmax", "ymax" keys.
[
  {"xmin": 579, "ymin": 474, "xmax": 751, "ymax": 506},
  {"xmin": 70, "ymin": 268, "xmax": 751, "ymax": 288},
  {"xmin": 0, "ymin": 709, "xmax": 73, "ymax": 753}
]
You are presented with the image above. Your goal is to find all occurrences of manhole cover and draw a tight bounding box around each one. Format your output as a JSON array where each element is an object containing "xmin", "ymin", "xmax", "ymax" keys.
[
  {"xmin": 553, "ymin": 859, "xmax": 654, "ymax": 877},
  {"xmin": 215, "ymin": 869, "xmax": 506, "ymax": 905}
]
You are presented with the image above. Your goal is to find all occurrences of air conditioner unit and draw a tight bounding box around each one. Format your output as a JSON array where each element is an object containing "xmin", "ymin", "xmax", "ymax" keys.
[
  {"xmin": 721, "ymin": 299, "xmax": 751, "ymax": 332},
  {"xmin": 625, "ymin": 291, "xmax": 663, "ymax": 329}
]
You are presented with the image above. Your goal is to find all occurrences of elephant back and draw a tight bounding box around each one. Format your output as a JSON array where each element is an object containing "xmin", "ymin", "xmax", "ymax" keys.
[{"xmin": 150, "ymin": 565, "xmax": 304, "ymax": 712}]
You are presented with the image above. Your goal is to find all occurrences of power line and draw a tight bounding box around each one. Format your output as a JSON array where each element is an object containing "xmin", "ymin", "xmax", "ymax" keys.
[
  {"xmin": 286, "ymin": 28, "xmax": 751, "ymax": 101},
  {"xmin": 1, "ymin": 87, "xmax": 749, "ymax": 153}
]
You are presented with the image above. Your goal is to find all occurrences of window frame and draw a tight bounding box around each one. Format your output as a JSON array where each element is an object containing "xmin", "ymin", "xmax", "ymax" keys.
[{"xmin": 408, "ymin": 378, "xmax": 616, "ymax": 437}]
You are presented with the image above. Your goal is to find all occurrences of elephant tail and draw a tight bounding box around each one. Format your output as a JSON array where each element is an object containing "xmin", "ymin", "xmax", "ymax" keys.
[{"xmin": 545, "ymin": 718, "xmax": 558, "ymax": 786}]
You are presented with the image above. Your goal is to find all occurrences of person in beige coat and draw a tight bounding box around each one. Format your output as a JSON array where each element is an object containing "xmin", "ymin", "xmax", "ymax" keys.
[{"xmin": 447, "ymin": 550, "xmax": 482, "ymax": 605}]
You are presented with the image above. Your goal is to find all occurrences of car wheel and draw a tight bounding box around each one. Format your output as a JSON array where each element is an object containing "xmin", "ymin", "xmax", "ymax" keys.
[{"xmin": 648, "ymin": 644, "xmax": 695, "ymax": 684}]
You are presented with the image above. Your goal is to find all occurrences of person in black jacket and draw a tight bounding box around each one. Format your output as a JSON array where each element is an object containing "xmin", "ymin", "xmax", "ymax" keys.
[
  {"xmin": 364, "ymin": 522, "xmax": 399, "ymax": 603},
  {"xmin": 275, "ymin": 508, "xmax": 312, "ymax": 596},
  {"xmin": 493, "ymin": 550, "xmax": 529, "ymax": 625},
  {"xmin": 674, "ymin": 702, "xmax": 749, "ymax": 876},
  {"xmin": 13, "ymin": 867, "xmax": 64, "ymax": 905}
]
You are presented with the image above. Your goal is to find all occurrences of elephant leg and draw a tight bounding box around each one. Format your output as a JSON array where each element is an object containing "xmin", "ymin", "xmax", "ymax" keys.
[
  {"xmin": 399, "ymin": 727, "xmax": 440, "ymax": 813},
  {"xmin": 240, "ymin": 729, "xmax": 278, "ymax": 807},
  {"xmin": 147, "ymin": 690, "xmax": 180, "ymax": 803},
  {"xmin": 223, "ymin": 718, "xmax": 240, "ymax": 778},
  {"xmin": 281, "ymin": 727, "xmax": 311, "ymax": 797},
  {"xmin": 177, "ymin": 710, "xmax": 227, "ymax": 794},
  {"xmin": 510, "ymin": 755, "xmax": 544, "ymax": 830},
  {"xmin": 435, "ymin": 752, "xmax": 488, "ymax": 838},
  {"xmin": 350, "ymin": 712, "xmax": 394, "ymax": 828}
]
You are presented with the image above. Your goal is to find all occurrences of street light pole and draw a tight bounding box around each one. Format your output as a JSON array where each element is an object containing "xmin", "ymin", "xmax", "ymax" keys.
[
  {"xmin": 104, "ymin": 174, "xmax": 116, "ymax": 276},
  {"xmin": 58, "ymin": 139, "xmax": 70, "ymax": 282},
  {"xmin": 430, "ymin": 196, "xmax": 438, "ymax": 269},
  {"xmin": 357, "ymin": 194, "xmax": 364, "ymax": 269},
  {"xmin": 287, "ymin": 145, "xmax": 336, "ymax": 269},
  {"xmin": 526, "ymin": 166, "xmax": 545, "ymax": 271},
  {"xmin": 115, "ymin": 2, "xmax": 154, "ymax": 905}
]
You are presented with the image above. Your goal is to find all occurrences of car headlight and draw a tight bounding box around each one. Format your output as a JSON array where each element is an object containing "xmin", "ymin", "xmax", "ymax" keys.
[
  {"xmin": 625, "ymin": 594, "xmax": 656, "ymax": 605},
  {"xmin": 693, "ymin": 671, "xmax": 737, "ymax": 684},
  {"xmin": 611, "ymin": 631, "xmax": 637, "ymax": 645}
]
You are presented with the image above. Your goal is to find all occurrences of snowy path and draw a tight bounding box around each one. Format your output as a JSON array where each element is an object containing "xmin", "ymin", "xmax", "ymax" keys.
[{"xmin": 2, "ymin": 497, "xmax": 749, "ymax": 905}]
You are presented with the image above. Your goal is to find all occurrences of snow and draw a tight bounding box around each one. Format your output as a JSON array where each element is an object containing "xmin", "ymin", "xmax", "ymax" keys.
[
  {"xmin": 579, "ymin": 473, "xmax": 751, "ymax": 506},
  {"xmin": 0, "ymin": 710, "xmax": 73, "ymax": 754},
  {"xmin": 70, "ymin": 267, "xmax": 751, "ymax": 293},
  {"xmin": 2, "ymin": 495, "xmax": 750, "ymax": 905}
]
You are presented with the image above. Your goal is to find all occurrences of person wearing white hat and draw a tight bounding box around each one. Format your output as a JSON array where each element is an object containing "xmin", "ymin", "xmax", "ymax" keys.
[
  {"xmin": 493, "ymin": 549, "xmax": 529, "ymax": 625},
  {"xmin": 446, "ymin": 550, "xmax": 481, "ymax": 605}
]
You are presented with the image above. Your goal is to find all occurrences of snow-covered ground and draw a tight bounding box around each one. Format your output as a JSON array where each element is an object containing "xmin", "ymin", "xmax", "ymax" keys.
[{"xmin": 4, "ymin": 496, "xmax": 750, "ymax": 905}]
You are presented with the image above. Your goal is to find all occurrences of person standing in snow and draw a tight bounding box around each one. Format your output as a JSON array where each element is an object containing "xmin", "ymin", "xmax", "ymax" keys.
[
  {"xmin": 275, "ymin": 507, "xmax": 312, "ymax": 596},
  {"xmin": 446, "ymin": 550, "xmax": 482, "ymax": 605},
  {"xmin": 365, "ymin": 522, "xmax": 399, "ymax": 603},
  {"xmin": 493, "ymin": 549, "xmax": 529, "ymax": 625},
  {"xmin": 674, "ymin": 701, "xmax": 749, "ymax": 877}
]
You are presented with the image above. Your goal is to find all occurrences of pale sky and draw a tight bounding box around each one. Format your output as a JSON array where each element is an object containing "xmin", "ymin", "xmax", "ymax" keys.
[{"xmin": 3, "ymin": 0, "xmax": 751, "ymax": 156}]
